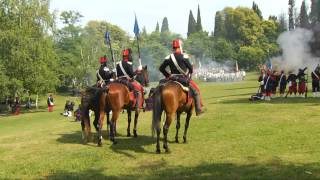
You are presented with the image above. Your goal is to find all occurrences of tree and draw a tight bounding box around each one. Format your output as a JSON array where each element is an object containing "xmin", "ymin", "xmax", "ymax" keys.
[
  {"xmin": 0, "ymin": 0, "xmax": 59, "ymax": 98},
  {"xmin": 161, "ymin": 17, "xmax": 169, "ymax": 33},
  {"xmin": 289, "ymin": 0, "xmax": 296, "ymax": 30},
  {"xmin": 187, "ymin": 10, "xmax": 197, "ymax": 37},
  {"xmin": 214, "ymin": 11, "xmax": 226, "ymax": 37},
  {"xmin": 278, "ymin": 12, "xmax": 288, "ymax": 32},
  {"xmin": 310, "ymin": 0, "xmax": 318, "ymax": 26},
  {"xmin": 252, "ymin": 1, "xmax": 263, "ymax": 19},
  {"xmin": 155, "ymin": 22, "xmax": 160, "ymax": 33},
  {"xmin": 196, "ymin": 5, "xmax": 203, "ymax": 32},
  {"xmin": 299, "ymin": 0, "xmax": 310, "ymax": 29}
]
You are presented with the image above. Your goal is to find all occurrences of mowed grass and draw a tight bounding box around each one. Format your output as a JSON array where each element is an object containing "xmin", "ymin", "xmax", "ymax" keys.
[{"xmin": 1, "ymin": 73, "xmax": 320, "ymax": 179}]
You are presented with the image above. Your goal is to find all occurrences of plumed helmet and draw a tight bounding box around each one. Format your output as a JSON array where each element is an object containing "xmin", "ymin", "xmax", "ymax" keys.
[
  {"xmin": 172, "ymin": 39, "xmax": 182, "ymax": 49},
  {"xmin": 122, "ymin": 48, "xmax": 133, "ymax": 61},
  {"xmin": 99, "ymin": 56, "xmax": 107, "ymax": 64}
]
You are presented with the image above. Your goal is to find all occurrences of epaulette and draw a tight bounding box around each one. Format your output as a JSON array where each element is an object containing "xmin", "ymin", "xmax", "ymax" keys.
[
  {"xmin": 165, "ymin": 55, "xmax": 170, "ymax": 60},
  {"xmin": 183, "ymin": 54, "xmax": 189, "ymax": 59},
  {"xmin": 127, "ymin": 61, "xmax": 132, "ymax": 65}
]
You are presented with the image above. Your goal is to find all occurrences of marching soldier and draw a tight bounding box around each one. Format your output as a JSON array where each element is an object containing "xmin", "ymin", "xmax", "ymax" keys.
[
  {"xmin": 286, "ymin": 71, "xmax": 297, "ymax": 97},
  {"xmin": 278, "ymin": 70, "xmax": 287, "ymax": 97},
  {"xmin": 159, "ymin": 39, "xmax": 203, "ymax": 115},
  {"xmin": 297, "ymin": 67, "xmax": 307, "ymax": 97},
  {"xmin": 311, "ymin": 64, "xmax": 320, "ymax": 97}
]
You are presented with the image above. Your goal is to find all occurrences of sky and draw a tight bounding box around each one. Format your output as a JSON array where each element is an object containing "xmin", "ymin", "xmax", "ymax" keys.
[{"xmin": 50, "ymin": 0, "xmax": 304, "ymax": 37}]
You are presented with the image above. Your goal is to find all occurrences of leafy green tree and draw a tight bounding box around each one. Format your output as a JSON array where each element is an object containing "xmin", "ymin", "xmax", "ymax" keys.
[
  {"xmin": 196, "ymin": 5, "xmax": 203, "ymax": 32},
  {"xmin": 238, "ymin": 46, "xmax": 266, "ymax": 70},
  {"xmin": 161, "ymin": 17, "xmax": 169, "ymax": 33},
  {"xmin": 187, "ymin": 10, "xmax": 197, "ymax": 37}
]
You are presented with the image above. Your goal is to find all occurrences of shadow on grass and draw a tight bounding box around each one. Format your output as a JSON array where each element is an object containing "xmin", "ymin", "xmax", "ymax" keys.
[
  {"xmin": 214, "ymin": 97, "xmax": 320, "ymax": 105},
  {"xmin": 207, "ymin": 93, "xmax": 253, "ymax": 99},
  {"xmin": 46, "ymin": 162, "xmax": 320, "ymax": 180},
  {"xmin": 224, "ymin": 86, "xmax": 258, "ymax": 91},
  {"xmin": 109, "ymin": 135, "xmax": 155, "ymax": 157}
]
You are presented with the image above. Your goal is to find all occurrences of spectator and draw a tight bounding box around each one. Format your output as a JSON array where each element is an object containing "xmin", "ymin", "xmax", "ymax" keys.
[{"xmin": 47, "ymin": 94, "xmax": 54, "ymax": 112}]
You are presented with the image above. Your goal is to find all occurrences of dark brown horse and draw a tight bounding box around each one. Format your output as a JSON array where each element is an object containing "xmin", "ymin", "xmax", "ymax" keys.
[
  {"xmin": 97, "ymin": 66, "xmax": 149, "ymax": 145},
  {"xmin": 80, "ymin": 87, "xmax": 107, "ymax": 144},
  {"xmin": 152, "ymin": 81, "xmax": 194, "ymax": 153}
]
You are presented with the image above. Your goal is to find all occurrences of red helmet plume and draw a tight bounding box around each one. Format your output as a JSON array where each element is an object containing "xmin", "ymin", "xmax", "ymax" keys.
[
  {"xmin": 172, "ymin": 39, "xmax": 182, "ymax": 49},
  {"xmin": 99, "ymin": 56, "xmax": 107, "ymax": 64}
]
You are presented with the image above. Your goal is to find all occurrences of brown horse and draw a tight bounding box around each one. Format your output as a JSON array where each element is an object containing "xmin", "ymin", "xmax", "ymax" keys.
[
  {"xmin": 97, "ymin": 66, "xmax": 149, "ymax": 145},
  {"xmin": 152, "ymin": 81, "xmax": 194, "ymax": 153}
]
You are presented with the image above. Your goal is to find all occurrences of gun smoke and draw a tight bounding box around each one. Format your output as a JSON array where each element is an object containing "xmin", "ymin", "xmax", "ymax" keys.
[{"xmin": 271, "ymin": 28, "xmax": 320, "ymax": 73}]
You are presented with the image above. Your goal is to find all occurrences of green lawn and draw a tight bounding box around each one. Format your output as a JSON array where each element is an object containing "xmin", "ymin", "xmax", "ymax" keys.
[{"xmin": 1, "ymin": 73, "xmax": 320, "ymax": 179}]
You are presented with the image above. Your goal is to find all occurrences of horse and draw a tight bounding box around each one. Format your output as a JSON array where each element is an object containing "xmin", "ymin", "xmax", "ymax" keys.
[
  {"xmin": 80, "ymin": 86, "xmax": 108, "ymax": 144},
  {"xmin": 96, "ymin": 65, "xmax": 149, "ymax": 145},
  {"xmin": 152, "ymin": 80, "xmax": 194, "ymax": 153}
]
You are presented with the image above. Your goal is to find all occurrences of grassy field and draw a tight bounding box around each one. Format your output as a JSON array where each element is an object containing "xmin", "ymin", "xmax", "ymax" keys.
[{"xmin": 1, "ymin": 73, "xmax": 320, "ymax": 179}]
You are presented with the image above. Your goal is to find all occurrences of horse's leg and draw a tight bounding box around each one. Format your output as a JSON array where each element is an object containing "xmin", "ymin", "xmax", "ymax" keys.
[
  {"xmin": 183, "ymin": 112, "xmax": 192, "ymax": 143},
  {"xmin": 110, "ymin": 110, "xmax": 120, "ymax": 144},
  {"xmin": 97, "ymin": 110, "xmax": 105, "ymax": 147},
  {"xmin": 81, "ymin": 110, "xmax": 91, "ymax": 144},
  {"xmin": 175, "ymin": 113, "xmax": 181, "ymax": 143},
  {"xmin": 133, "ymin": 110, "xmax": 139, "ymax": 138},
  {"xmin": 106, "ymin": 111, "xmax": 110, "ymax": 139},
  {"xmin": 156, "ymin": 118, "xmax": 161, "ymax": 154},
  {"xmin": 163, "ymin": 112, "xmax": 173, "ymax": 153},
  {"xmin": 127, "ymin": 109, "xmax": 132, "ymax": 137}
]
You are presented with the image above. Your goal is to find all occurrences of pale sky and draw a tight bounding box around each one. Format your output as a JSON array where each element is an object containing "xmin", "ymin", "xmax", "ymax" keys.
[{"xmin": 50, "ymin": 0, "xmax": 304, "ymax": 37}]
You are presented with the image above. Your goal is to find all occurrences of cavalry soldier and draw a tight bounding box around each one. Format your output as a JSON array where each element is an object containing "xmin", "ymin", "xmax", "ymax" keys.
[
  {"xmin": 297, "ymin": 67, "xmax": 307, "ymax": 97},
  {"xmin": 116, "ymin": 48, "xmax": 143, "ymax": 111},
  {"xmin": 278, "ymin": 70, "xmax": 287, "ymax": 97},
  {"xmin": 287, "ymin": 70, "xmax": 297, "ymax": 97},
  {"xmin": 311, "ymin": 64, "xmax": 320, "ymax": 97},
  {"xmin": 159, "ymin": 39, "xmax": 203, "ymax": 116},
  {"xmin": 96, "ymin": 55, "xmax": 115, "ymax": 88}
]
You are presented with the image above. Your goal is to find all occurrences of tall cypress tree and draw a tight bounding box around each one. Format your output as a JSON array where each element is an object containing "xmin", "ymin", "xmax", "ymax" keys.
[
  {"xmin": 196, "ymin": 4, "xmax": 202, "ymax": 32},
  {"xmin": 155, "ymin": 22, "xmax": 159, "ymax": 33},
  {"xmin": 310, "ymin": 0, "xmax": 318, "ymax": 26},
  {"xmin": 214, "ymin": 11, "xmax": 225, "ymax": 37},
  {"xmin": 252, "ymin": 1, "xmax": 263, "ymax": 19},
  {"xmin": 161, "ymin": 17, "xmax": 169, "ymax": 33},
  {"xmin": 279, "ymin": 12, "xmax": 288, "ymax": 32},
  {"xmin": 299, "ymin": 0, "xmax": 309, "ymax": 29},
  {"xmin": 289, "ymin": 0, "xmax": 295, "ymax": 30},
  {"xmin": 187, "ymin": 10, "xmax": 197, "ymax": 37}
]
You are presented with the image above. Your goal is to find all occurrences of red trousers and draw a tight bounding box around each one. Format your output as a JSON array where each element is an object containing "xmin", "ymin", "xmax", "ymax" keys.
[{"xmin": 189, "ymin": 80, "xmax": 203, "ymax": 106}]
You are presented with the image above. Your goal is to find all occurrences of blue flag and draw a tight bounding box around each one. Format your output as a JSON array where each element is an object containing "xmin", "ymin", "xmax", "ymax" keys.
[
  {"xmin": 133, "ymin": 15, "xmax": 140, "ymax": 37},
  {"xmin": 105, "ymin": 31, "xmax": 110, "ymax": 44}
]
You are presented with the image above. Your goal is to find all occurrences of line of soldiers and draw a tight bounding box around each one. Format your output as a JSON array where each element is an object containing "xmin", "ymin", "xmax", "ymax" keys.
[
  {"xmin": 257, "ymin": 65, "xmax": 320, "ymax": 100},
  {"xmin": 95, "ymin": 39, "xmax": 203, "ymax": 115}
]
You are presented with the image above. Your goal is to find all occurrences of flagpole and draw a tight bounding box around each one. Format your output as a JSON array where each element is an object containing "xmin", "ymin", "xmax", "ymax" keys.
[
  {"xmin": 136, "ymin": 35, "xmax": 142, "ymax": 67},
  {"xmin": 134, "ymin": 13, "xmax": 142, "ymax": 68},
  {"xmin": 105, "ymin": 31, "xmax": 117, "ymax": 77}
]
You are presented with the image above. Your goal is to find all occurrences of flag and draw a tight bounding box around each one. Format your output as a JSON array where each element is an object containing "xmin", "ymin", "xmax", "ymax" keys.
[
  {"xmin": 105, "ymin": 31, "xmax": 110, "ymax": 44},
  {"xmin": 133, "ymin": 15, "xmax": 140, "ymax": 37},
  {"xmin": 235, "ymin": 60, "xmax": 239, "ymax": 72}
]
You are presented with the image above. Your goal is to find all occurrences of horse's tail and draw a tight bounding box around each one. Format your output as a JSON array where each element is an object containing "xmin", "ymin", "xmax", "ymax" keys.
[{"xmin": 152, "ymin": 86, "xmax": 163, "ymax": 137}]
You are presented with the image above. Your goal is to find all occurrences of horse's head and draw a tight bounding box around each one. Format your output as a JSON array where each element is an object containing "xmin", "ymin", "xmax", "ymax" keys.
[{"xmin": 135, "ymin": 65, "xmax": 150, "ymax": 87}]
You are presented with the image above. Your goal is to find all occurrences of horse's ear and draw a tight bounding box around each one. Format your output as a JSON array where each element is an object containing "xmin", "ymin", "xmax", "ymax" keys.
[{"xmin": 144, "ymin": 65, "xmax": 147, "ymax": 70}]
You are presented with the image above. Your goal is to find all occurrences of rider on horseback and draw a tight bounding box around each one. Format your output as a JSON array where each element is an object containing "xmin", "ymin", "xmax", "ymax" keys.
[
  {"xmin": 96, "ymin": 55, "xmax": 115, "ymax": 87},
  {"xmin": 116, "ymin": 48, "xmax": 142, "ymax": 111},
  {"xmin": 159, "ymin": 39, "xmax": 203, "ymax": 116}
]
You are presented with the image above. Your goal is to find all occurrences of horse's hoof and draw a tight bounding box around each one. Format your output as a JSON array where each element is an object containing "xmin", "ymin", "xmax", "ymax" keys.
[
  {"xmin": 156, "ymin": 149, "xmax": 161, "ymax": 154},
  {"xmin": 183, "ymin": 136, "xmax": 187, "ymax": 143},
  {"xmin": 133, "ymin": 132, "xmax": 138, "ymax": 138},
  {"xmin": 127, "ymin": 133, "xmax": 131, "ymax": 137},
  {"xmin": 113, "ymin": 141, "xmax": 118, "ymax": 145},
  {"xmin": 175, "ymin": 138, "xmax": 179, "ymax": 143},
  {"xmin": 97, "ymin": 142, "xmax": 102, "ymax": 147},
  {"xmin": 165, "ymin": 148, "xmax": 170, "ymax": 153}
]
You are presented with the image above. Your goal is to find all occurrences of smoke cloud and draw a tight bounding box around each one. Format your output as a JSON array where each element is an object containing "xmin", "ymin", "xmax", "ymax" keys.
[{"xmin": 271, "ymin": 28, "xmax": 320, "ymax": 73}]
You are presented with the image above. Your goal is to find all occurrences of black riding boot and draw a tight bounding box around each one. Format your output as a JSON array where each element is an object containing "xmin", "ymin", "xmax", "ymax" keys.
[{"xmin": 190, "ymin": 86, "xmax": 203, "ymax": 116}]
